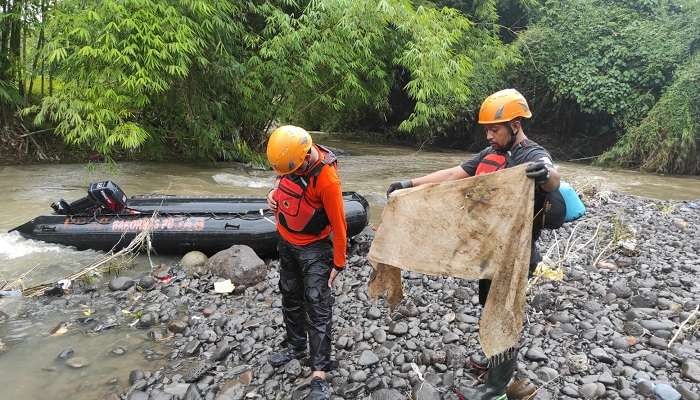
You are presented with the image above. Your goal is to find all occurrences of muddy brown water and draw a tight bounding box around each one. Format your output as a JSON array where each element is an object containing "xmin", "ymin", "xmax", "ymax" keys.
[{"xmin": 1, "ymin": 135, "xmax": 699, "ymax": 399}]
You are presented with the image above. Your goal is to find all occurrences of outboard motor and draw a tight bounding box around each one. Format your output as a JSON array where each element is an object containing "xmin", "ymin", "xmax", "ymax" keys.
[
  {"xmin": 50, "ymin": 200, "xmax": 71, "ymax": 214},
  {"xmin": 51, "ymin": 196, "xmax": 98, "ymax": 215},
  {"xmin": 88, "ymin": 181, "xmax": 127, "ymax": 213},
  {"xmin": 51, "ymin": 181, "xmax": 128, "ymax": 215}
]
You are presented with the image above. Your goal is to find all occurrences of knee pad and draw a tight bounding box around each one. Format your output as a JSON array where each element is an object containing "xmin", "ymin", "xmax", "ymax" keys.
[
  {"xmin": 279, "ymin": 277, "xmax": 300, "ymax": 295},
  {"xmin": 305, "ymin": 286, "xmax": 323, "ymax": 304}
]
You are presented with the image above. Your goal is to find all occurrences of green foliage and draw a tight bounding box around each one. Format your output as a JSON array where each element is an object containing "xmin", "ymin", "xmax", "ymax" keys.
[
  {"xmin": 27, "ymin": 0, "xmax": 210, "ymax": 156},
  {"xmin": 598, "ymin": 56, "xmax": 700, "ymax": 174},
  {"xmin": 431, "ymin": 0, "xmax": 539, "ymax": 23},
  {"xmin": 433, "ymin": 0, "xmax": 500, "ymax": 23},
  {"xmin": 517, "ymin": 0, "xmax": 698, "ymax": 125},
  {"xmin": 27, "ymin": 0, "xmax": 507, "ymax": 159},
  {"xmin": 391, "ymin": 4, "xmax": 476, "ymax": 131},
  {"xmin": 0, "ymin": 80, "xmax": 21, "ymax": 107},
  {"xmin": 233, "ymin": 0, "xmax": 490, "ymax": 137},
  {"xmin": 6, "ymin": 0, "xmax": 698, "ymax": 175},
  {"xmin": 0, "ymin": 0, "xmax": 34, "ymax": 123},
  {"xmin": 289, "ymin": 0, "xmax": 517, "ymax": 136}
]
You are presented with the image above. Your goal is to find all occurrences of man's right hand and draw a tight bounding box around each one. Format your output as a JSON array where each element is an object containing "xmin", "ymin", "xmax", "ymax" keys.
[
  {"xmin": 267, "ymin": 189, "xmax": 278, "ymax": 211},
  {"xmin": 386, "ymin": 180, "xmax": 413, "ymax": 198}
]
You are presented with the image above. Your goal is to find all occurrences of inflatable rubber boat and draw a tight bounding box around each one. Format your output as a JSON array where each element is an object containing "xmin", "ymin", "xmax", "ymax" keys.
[{"xmin": 9, "ymin": 181, "xmax": 369, "ymax": 257}]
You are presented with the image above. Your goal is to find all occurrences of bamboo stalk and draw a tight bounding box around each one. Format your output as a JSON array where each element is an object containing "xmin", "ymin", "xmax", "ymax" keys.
[
  {"xmin": 18, "ymin": 127, "xmax": 53, "ymax": 137},
  {"xmin": 4, "ymin": 263, "xmax": 40, "ymax": 290},
  {"xmin": 20, "ymin": 0, "xmax": 26, "ymax": 100},
  {"xmin": 26, "ymin": 2, "xmax": 45, "ymax": 102}
]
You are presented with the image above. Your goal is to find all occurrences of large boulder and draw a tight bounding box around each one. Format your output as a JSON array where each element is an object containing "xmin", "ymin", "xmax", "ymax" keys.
[
  {"xmin": 204, "ymin": 245, "xmax": 267, "ymax": 288},
  {"xmin": 108, "ymin": 276, "xmax": 135, "ymax": 291}
]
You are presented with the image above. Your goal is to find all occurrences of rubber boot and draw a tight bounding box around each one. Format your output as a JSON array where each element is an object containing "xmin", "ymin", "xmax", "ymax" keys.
[
  {"xmin": 307, "ymin": 376, "xmax": 331, "ymax": 400},
  {"xmin": 268, "ymin": 346, "xmax": 307, "ymax": 368},
  {"xmin": 457, "ymin": 349, "xmax": 517, "ymax": 400}
]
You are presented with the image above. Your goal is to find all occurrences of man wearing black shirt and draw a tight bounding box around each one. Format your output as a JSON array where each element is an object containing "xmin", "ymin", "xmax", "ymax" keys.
[{"xmin": 386, "ymin": 89, "xmax": 560, "ymax": 400}]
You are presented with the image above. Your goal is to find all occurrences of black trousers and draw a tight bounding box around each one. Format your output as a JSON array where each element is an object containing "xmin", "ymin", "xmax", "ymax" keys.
[
  {"xmin": 479, "ymin": 241, "xmax": 541, "ymax": 306},
  {"xmin": 278, "ymin": 238, "xmax": 334, "ymax": 371}
]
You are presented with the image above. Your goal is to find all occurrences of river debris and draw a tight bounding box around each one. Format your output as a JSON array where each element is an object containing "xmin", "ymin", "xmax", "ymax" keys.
[
  {"xmin": 20, "ymin": 211, "xmax": 160, "ymax": 298},
  {"xmin": 668, "ymin": 304, "xmax": 700, "ymax": 348},
  {"xmin": 65, "ymin": 356, "xmax": 90, "ymax": 369},
  {"xmin": 214, "ymin": 279, "xmax": 235, "ymax": 294},
  {"xmin": 1, "ymin": 263, "xmax": 40, "ymax": 294},
  {"xmin": 49, "ymin": 321, "xmax": 71, "ymax": 337}
]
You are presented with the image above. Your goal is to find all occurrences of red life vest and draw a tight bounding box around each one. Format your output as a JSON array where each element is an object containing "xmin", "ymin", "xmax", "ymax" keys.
[
  {"xmin": 273, "ymin": 145, "xmax": 338, "ymax": 234},
  {"xmin": 475, "ymin": 153, "xmax": 508, "ymax": 176}
]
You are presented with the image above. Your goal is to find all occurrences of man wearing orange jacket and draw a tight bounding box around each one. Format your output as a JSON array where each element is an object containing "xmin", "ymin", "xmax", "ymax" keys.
[{"xmin": 265, "ymin": 125, "xmax": 346, "ymax": 400}]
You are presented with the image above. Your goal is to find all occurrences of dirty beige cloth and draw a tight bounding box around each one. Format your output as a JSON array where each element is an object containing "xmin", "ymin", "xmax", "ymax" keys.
[{"xmin": 368, "ymin": 165, "xmax": 534, "ymax": 357}]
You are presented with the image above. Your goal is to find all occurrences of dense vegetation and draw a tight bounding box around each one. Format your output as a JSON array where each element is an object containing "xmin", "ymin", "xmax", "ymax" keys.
[{"xmin": 0, "ymin": 0, "xmax": 698, "ymax": 173}]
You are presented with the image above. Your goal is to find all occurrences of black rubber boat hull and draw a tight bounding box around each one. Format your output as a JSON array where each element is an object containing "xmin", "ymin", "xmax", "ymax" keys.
[{"xmin": 10, "ymin": 192, "xmax": 369, "ymax": 257}]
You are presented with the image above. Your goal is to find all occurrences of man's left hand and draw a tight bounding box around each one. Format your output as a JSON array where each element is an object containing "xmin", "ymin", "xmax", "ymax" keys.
[
  {"xmin": 526, "ymin": 161, "xmax": 550, "ymax": 183},
  {"xmin": 328, "ymin": 267, "xmax": 342, "ymax": 288}
]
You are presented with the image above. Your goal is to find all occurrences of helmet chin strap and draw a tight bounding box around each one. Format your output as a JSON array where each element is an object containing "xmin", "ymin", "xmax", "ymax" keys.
[
  {"xmin": 296, "ymin": 147, "xmax": 319, "ymax": 175},
  {"xmin": 504, "ymin": 123, "xmax": 518, "ymax": 152}
]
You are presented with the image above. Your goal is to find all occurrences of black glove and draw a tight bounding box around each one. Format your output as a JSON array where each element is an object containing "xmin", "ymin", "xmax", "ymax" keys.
[
  {"xmin": 525, "ymin": 161, "xmax": 550, "ymax": 183},
  {"xmin": 386, "ymin": 180, "xmax": 413, "ymax": 198}
]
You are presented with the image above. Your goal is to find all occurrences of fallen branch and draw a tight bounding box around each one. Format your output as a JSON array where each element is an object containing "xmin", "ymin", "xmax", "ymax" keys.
[
  {"xmin": 529, "ymin": 221, "xmax": 602, "ymax": 292},
  {"xmin": 591, "ymin": 237, "xmax": 616, "ymax": 268},
  {"xmin": 2, "ymin": 264, "xmax": 40, "ymax": 291},
  {"xmin": 18, "ymin": 128, "xmax": 53, "ymax": 138},
  {"xmin": 27, "ymin": 133, "xmax": 49, "ymax": 161},
  {"xmin": 668, "ymin": 304, "xmax": 699, "ymax": 348},
  {"xmin": 564, "ymin": 154, "xmax": 602, "ymax": 162},
  {"xmin": 549, "ymin": 221, "xmax": 602, "ymax": 268}
]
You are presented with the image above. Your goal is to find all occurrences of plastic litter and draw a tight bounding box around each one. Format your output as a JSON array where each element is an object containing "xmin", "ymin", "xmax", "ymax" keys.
[
  {"xmin": 214, "ymin": 279, "xmax": 235, "ymax": 294},
  {"xmin": 154, "ymin": 274, "xmax": 173, "ymax": 285},
  {"xmin": 57, "ymin": 279, "xmax": 72, "ymax": 290}
]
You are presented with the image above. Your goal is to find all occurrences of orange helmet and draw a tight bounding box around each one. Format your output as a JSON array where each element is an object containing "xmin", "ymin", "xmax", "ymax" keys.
[
  {"xmin": 478, "ymin": 89, "xmax": 532, "ymax": 124},
  {"xmin": 266, "ymin": 125, "xmax": 313, "ymax": 175}
]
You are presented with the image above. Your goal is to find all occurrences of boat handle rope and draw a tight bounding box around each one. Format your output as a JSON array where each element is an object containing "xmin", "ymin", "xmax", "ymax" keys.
[
  {"xmin": 260, "ymin": 209, "xmax": 276, "ymax": 226},
  {"xmin": 62, "ymin": 209, "xmax": 275, "ymax": 225}
]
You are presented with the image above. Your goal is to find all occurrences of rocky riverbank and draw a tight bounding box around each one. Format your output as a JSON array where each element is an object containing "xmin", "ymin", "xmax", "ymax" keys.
[{"xmin": 2, "ymin": 189, "xmax": 699, "ymax": 400}]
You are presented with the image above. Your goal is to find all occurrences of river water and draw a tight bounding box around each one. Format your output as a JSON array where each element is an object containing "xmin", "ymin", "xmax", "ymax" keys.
[{"xmin": 1, "ymin": 135, "xmax": 699, "ymax": 399}]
